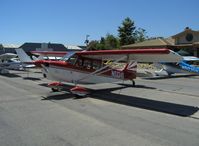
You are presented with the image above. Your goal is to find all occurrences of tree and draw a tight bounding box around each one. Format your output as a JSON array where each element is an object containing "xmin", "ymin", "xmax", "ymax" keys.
[
  {"xmin": 134, "ymin": 28, "xmax": 148, "ymax": 43},
  {"xmin": 87, "ymin": 17, "xmax": 148, "ymax": 50},
  {"xmin": 118, "ymin": 17, "xmax": 136, "ymax": 46},
  {"xmin": 87, "ymin": 40, "xmax": 99, "ymax": 50},
  {"xmin": 87, "ymin": 34, "xmax": 120, "ymax": 50},
  {"xmin": 104, "ymin": 34, "xmax": 120, "ymax": 50}
]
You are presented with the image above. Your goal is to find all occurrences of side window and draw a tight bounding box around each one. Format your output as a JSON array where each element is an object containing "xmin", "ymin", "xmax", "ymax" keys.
[
  {"xmin": 68, "ymin": 55, "xmax": 77, "ymax": 65},
  {"xmin": 83, "ymin": 60, "xmax": 91, "ymax": 69},
  {"xmin": 92, "ymin": 60, "xmax": 101, "ymax": 69},
  {"xmin": 76, "ymin": 58, "xmax": 83, "ymax": 67},
  {"xmin": 74, "ymin": 58, "xmax": 102, "ymax": 70}
]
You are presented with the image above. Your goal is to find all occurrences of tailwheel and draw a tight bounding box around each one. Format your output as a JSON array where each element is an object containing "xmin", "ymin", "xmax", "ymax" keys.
[{"xmin": 131, "ymin": 80, "xmax": 135, "ymax": 87}]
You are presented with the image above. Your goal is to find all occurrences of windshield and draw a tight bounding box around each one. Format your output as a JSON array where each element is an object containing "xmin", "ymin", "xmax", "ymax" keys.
[{"xmin": 61, "ymin": 51, "xmax": 76, "ymax": 61}]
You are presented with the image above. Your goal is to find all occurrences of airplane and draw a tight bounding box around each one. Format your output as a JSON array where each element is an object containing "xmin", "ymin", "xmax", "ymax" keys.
[
  {"xmin": 16, "ymin": 48, "xmax": 182, "ymax": 96},
  {"xmin": 0, "ymin": 53, "xmax": 24, "ymax": 74},
  {"xmin": 154, "ymin": 56, "xmax": 199, "ymax": 76},
  {"xmin": 16, "ymin": 48, "xmax": 68, "ymax": 77},
  {"xmin": 15, "ymin": 48, "xmax": 53, "ymax": 68}
]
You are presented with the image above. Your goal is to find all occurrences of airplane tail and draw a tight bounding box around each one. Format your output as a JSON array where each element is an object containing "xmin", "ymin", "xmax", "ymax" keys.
[
  {"xmin": 15, "ymin": 48, "xmax": 33, "ymax": 62},
  {"xmin": 124, "ymin": 61, "xmax": 137, "ymax": 73},
  {"xmin": 15, "ymin": 48, "xmax": 35, "ymax": 68},
  {"xmin": 123, "ymin": 61, "xmax": 137, "ymax": 80}
]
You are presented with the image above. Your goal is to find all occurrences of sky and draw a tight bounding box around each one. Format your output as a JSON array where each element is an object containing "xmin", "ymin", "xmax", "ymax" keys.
[{"xmin": 0, "ymin": 0, "xmax": 199, "ymax": 46}]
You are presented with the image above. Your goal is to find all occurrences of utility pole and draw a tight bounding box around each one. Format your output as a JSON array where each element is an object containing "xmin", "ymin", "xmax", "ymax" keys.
[{"xmin": 84, "ymin": 35, "xmax": 90, "ymax": 50}]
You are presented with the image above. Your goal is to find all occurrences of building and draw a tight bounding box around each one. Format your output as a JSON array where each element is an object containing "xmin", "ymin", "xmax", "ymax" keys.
[
  {"xmin": 64, "ymin": 45, "xmax": 83, "ymax": 52},
  {"xmin": 19, "ymin": 42, "xmax": 84, "ymax": 55},
  {"xmin": 0, "ymin": 44, "xmax": 20, "ymax": 54},
  {"xmin": 0, "ymin": 42, "xmax": 85, "ymax": 56},
  {"xmin": 19, "ymin": 43, "xmax": 67, "ymax": 55},
  {"xmin": 19, "ymin": 42, "xmax": 84, "ymax": 52},
  {"xmin": 122, "ymin": 27, "xmax": 199, "ymax": 57}
]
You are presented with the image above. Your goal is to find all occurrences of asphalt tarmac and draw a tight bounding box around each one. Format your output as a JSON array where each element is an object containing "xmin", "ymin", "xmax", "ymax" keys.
[{"xmin": 0, "ymin": 69, "xmax": 199, "ymax": 146}]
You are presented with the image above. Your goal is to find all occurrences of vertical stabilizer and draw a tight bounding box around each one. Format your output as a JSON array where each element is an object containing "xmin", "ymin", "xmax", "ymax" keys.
[{"xmin": 15, "ymin": 48, "xmax": 32, "ymax": 62}]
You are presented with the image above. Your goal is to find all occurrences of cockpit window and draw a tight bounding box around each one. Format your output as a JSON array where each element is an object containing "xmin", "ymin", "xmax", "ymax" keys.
[
  {"xmin": 61, "ymin": 51, "xmax": 76, "ymax": 61},
  {"xmin": 83, "ymin": 59, "xmax": 91, "ymax": 69},
  {"xmin": 92, "ymin": 60, "xmax": 101, "ymax": 69},
  {"xmin": 67, "ymin": 55, "xmax": 78, "ymax": 65}
]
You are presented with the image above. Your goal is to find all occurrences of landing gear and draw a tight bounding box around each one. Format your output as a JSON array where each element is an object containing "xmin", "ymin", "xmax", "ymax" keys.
[
  {"xmin": 51, "ymin": 87, "xmax": 59, "ymax": 92},
  {"xmin": 131, "ymin": 80, "xmax": 135, "ymax": 87},
  {"xmin": 43, "ymin": 73, "xmax": 47, "ymax": 78}
]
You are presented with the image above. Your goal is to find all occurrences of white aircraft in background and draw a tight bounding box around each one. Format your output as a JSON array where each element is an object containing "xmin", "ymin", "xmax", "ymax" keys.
[
  {"xmin": 154, "ymin": 56, "xmax": 199, "ymax": 76},
  {"xmin": 16, "ymin": 49, "xmax": 67, "ymax": 62},
  {"xmin": 15, "ymin": 49, "xmax": 36, "ymax": 69},
  {"xmin": 16, "ymin": 48, "xmax": 182, "ymax": 96},
  {"xmin": 0, "ymin": 53, "xmax": 24, "ymax": 74},
  {"xmin": 16, "ymin": 48, "xmax": 67, "ymax": 77}
]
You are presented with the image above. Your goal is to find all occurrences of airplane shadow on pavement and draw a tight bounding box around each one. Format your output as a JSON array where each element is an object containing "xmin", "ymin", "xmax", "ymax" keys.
[
  {"xmin": 41, "ymin": 83, "xmax": 199, "ymax": 117},
  {"xmin": 0, "ymin": 73, "xmax": 21, "ymax": 78},
  {"xmin": 41, "ymin": 92, "xmax": 74, "ymax": 100},
  {"xmin": 91, "ymin": 87, "xmax": 199, "ymax": 117},
  {"xmin": 144, "ymin": 74, "xmax": 199, "ymax": 80},
  {"xmin": 23, "ymin": 77, "xmax": 41, "ymax": 81}
]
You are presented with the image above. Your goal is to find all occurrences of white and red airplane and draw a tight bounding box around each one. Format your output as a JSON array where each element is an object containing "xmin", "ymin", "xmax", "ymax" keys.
[{"xmin": 17, "ymin": 48, "xmax": 182, "ymax": 96}]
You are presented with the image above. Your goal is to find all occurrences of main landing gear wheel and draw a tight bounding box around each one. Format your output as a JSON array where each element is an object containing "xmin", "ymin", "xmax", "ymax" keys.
[
  {"xmin": 43, "ymin": 74, "xmax": 47, "ymax": 78},
  {"xmin": 131, "ymin": 80, "xmax": 135, "ymax": 87},
  {"xmin": 51, "ymin": 88, "xmax": 59, "ymax": 92}
]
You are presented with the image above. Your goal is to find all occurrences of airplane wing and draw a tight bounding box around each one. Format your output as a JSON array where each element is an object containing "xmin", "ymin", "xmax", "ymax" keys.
[
  {"xmin": 0, "ymin": 53, "xmax": 17, "ymax": 61},
  {"xmin": 75, "ymin": 48, "xmax": 182, "ymax": 63}
]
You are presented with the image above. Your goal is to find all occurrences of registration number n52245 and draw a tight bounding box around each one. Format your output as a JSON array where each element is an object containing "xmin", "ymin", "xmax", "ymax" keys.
[{"xmin": 111, "ymin": 70, "xmax": 124, "ymax": 79}]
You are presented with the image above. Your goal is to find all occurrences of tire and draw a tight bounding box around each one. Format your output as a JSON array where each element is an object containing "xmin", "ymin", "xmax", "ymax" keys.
[
  {"xmin": 132, "ymin": 80, "xmax": 135, "ymax": 87},
  {"xmin": 43, "ymin": 74, "xmax": 47, "ymax": 78},
  {"xmin": 51, "ymin": 88, "xmax": 59, "ymax": 92}
]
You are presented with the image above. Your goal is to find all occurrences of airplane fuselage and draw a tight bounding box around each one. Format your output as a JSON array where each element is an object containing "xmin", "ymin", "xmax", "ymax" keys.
[{"xmin": 41, "ymin": 60, "xmax": 136, "ymax": 84}]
